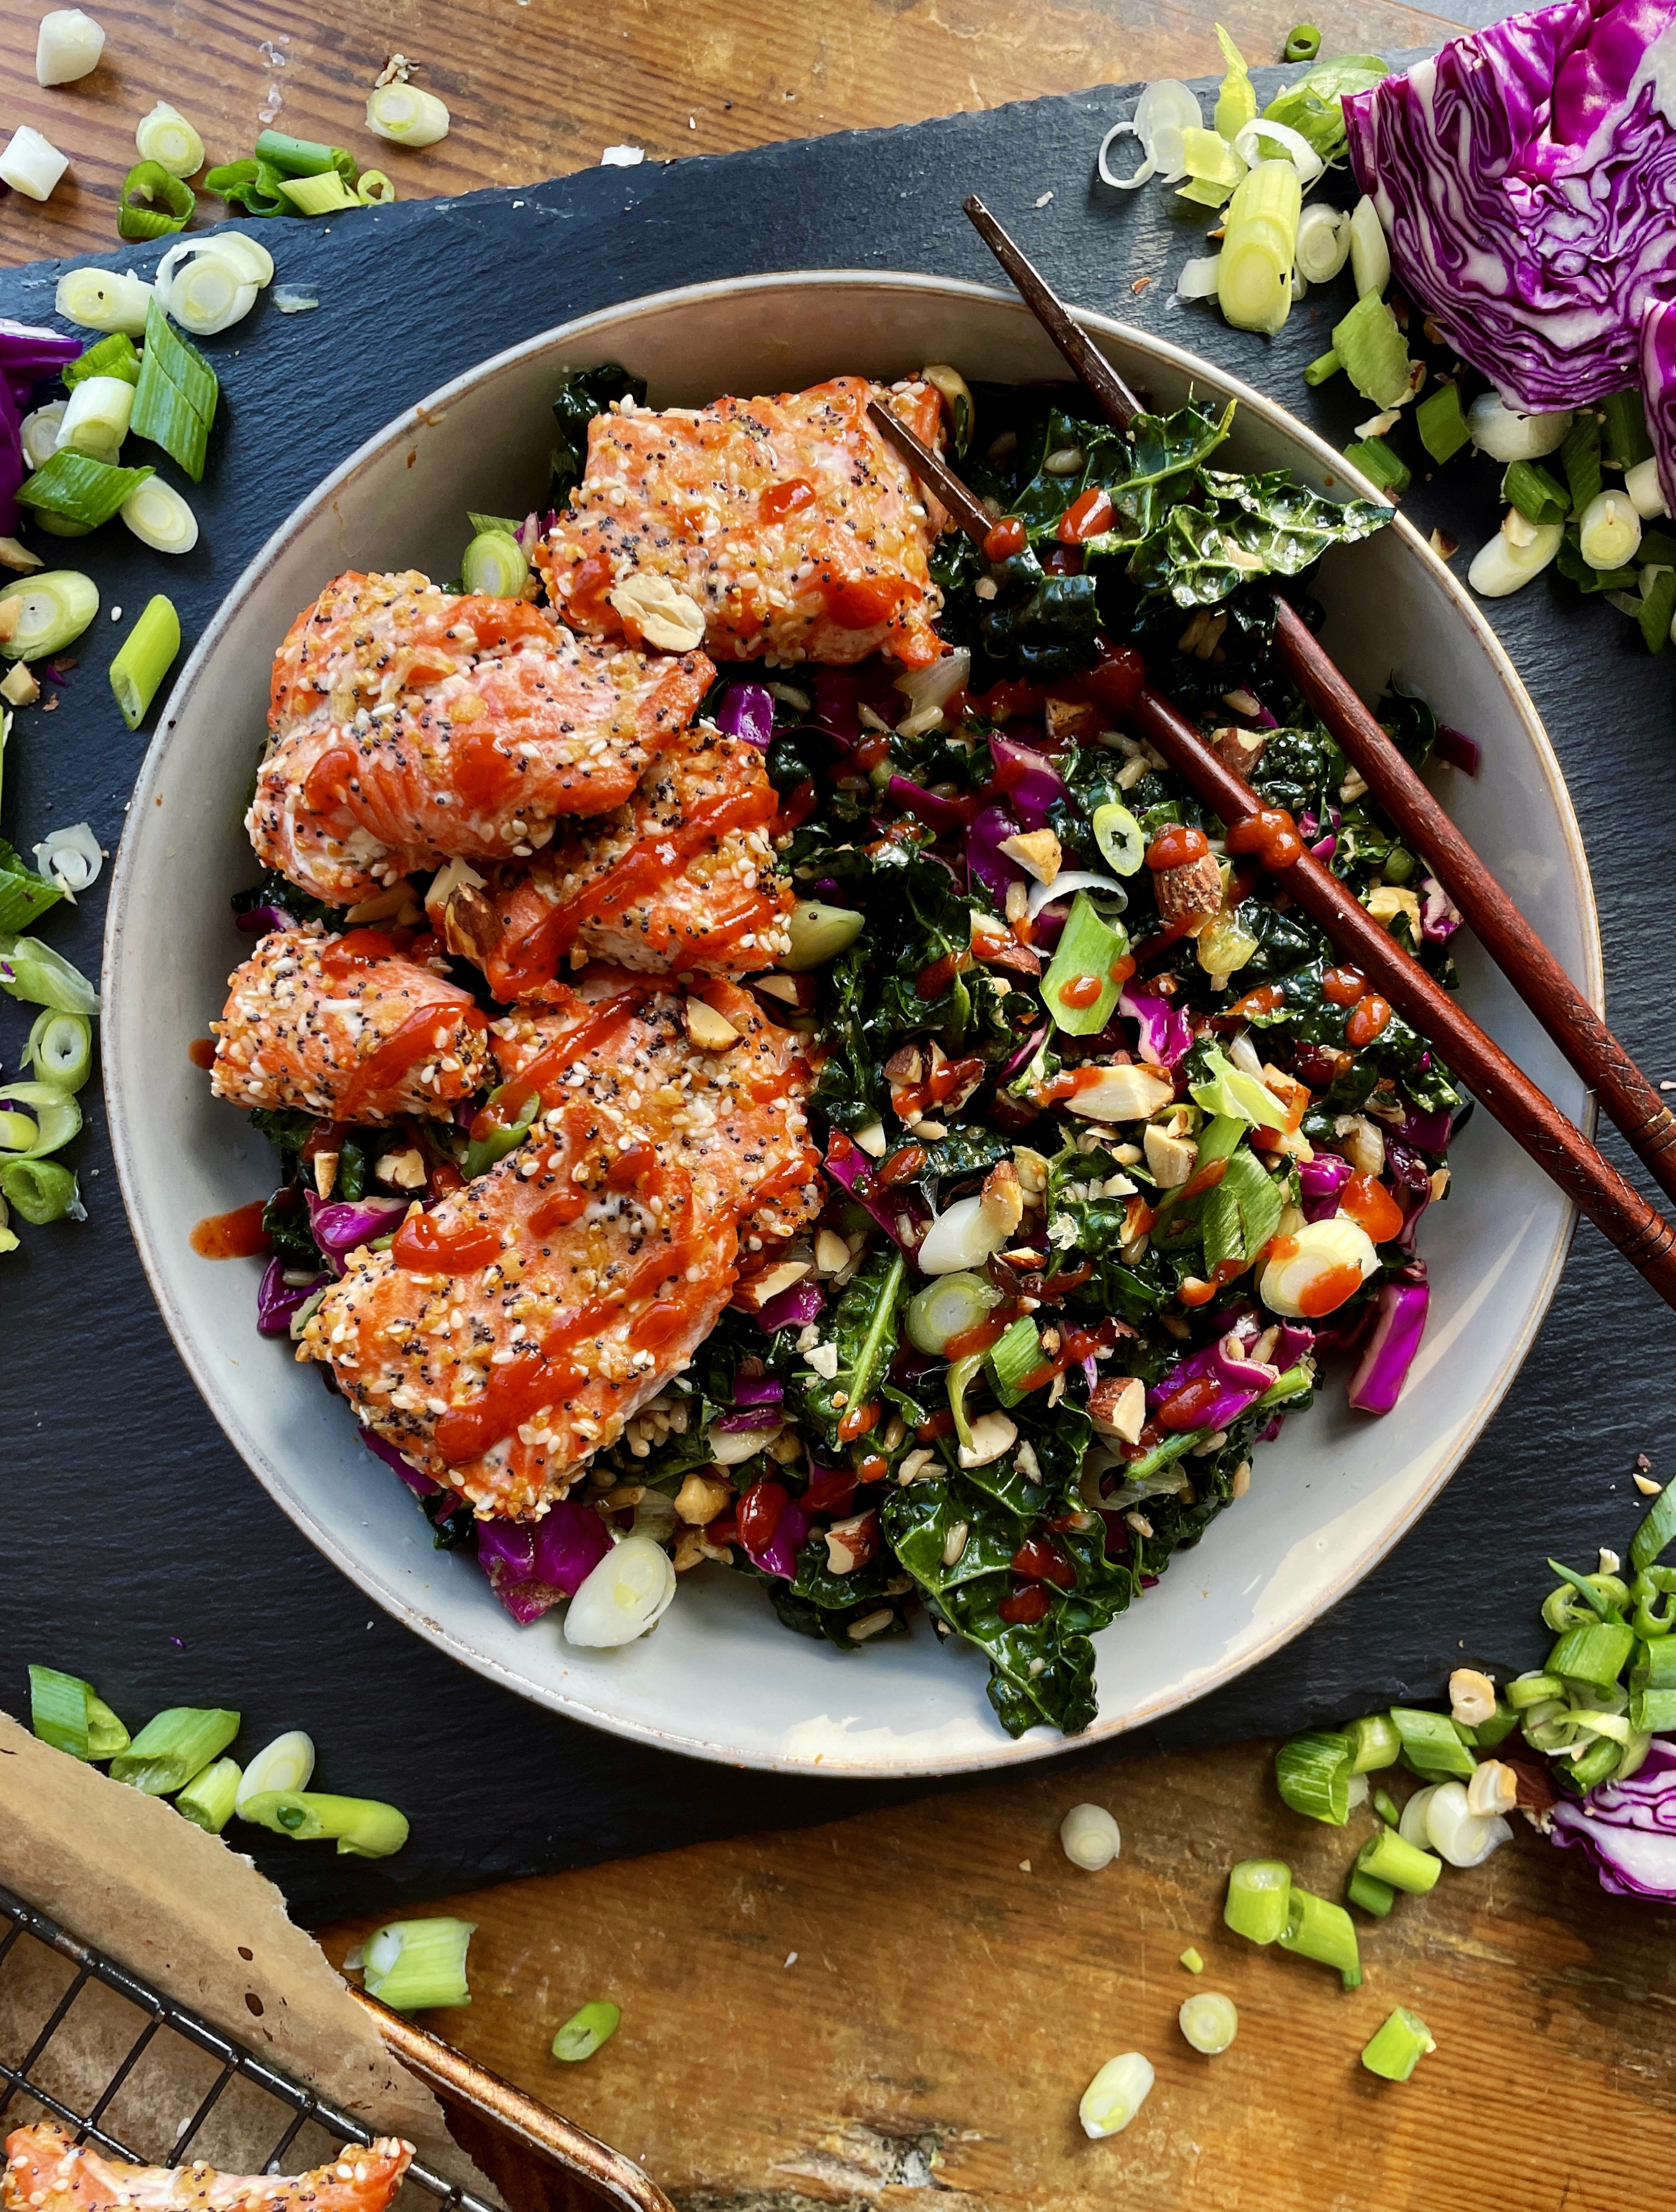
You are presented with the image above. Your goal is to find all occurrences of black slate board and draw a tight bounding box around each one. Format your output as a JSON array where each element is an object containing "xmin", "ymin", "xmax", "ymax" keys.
[{"xmin": 7, "ymin": 66, "xmax": 1676, "ymax": 1923}]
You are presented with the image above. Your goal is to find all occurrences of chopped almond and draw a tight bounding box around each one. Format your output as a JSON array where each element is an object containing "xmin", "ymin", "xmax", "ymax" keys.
[
  {"xmin": 998, "ymin": 827, "xmax": 1062, "ymax": 885},
  {"xmin": 685, "ymin": 997, "xmax": 741, "ymax": 1048}
]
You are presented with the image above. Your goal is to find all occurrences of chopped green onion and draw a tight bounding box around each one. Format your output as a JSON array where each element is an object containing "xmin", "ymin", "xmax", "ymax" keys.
[
  {"xmin": 1547, "ymin": 1620, "xmax": 1635, "ymax": 1686},
  {"xmin": 1346, "ymin": 1867, "xmax": 1394, "ymax": 1917},
  {"xmin": 279, "ymin": 172, "xmax": 363, "ymax": 217},
  {"xmin": 239, "ymin": 1789, "xmax": 409, "ymax": 1856},
  {"xmin": 1577, "ymin": 488, "xmax": 1643, "ymax": 570},
  {"xmin": 1415, "ymin": 381, "xmax": 1470, "ymax": 464},
  {"xmin": 1224, "ymin": 1856, "xmax": 1291, "ymax": 1944},
  {"xmin": 551, "ymin": 1999, "xmax": 621, "ymax": 2061},
  {"xmin": 361, "ymin": 1917, "xmax": 474, "ymax": 2008},
  {"xmin": 56, "ymin": 267, "xmax": 153, "ymax": 336},
  {"xmin": 1178, "ymin": 1991, "xmax": 1238, "ymax": 2055},
  {"xmin": 1090, "ymin": 801, "xmax": 1145, "ymax": 875},
  {"xmin": 783, "ymin": 899, "xmax": 865, "ymax": 970},
  {"xmin": 1284, "ymin": 22, "xmax": 1322, "ymax": 60},
  {"xmin": 461, "ymin": 529, "xmax": 530, "ymax": 599},
  {"xmin": 1059, "ymin": 1802, "xmax": 1122, "ymax": 1870},
  {"xmin": 175, "ymin": 1756, "xmax": 242, "ymax": 1832},
  {"xmin": 57, "ymin": 375, "xmax": 136, "ymax": 465},
  {"xmin": 121, "ymin": 477, "xmax": 198, "ymax": 556},
  {"xmin": 255, "ymin": 129, "xmax": 357, "ymax": 180},
  {"xmin": 203, "ymin": 158, "xmax": 289, "ymax": 218},
  {"xmin": 0, "ymin": 1108, "xmax": 38, "ymax": 1151},
  {"xmin": 1389, "ymin": 1704, "xmax": 1476, "ymax": 1777},
  {"xmin": 1040, "ymin": 889, "xmax": 1129, "ymax": 1037},
  {"xmin": 234, "ymin": 1729, "xmax": 316, "ymax": 1809},
  {"xmin": 1569, "ymin": 1737, "xmax": 1622, "ymax": 1791},
  {"xmin": 1632, "ymin": 1484, "xmax": 1676, "ymax": 1572},
  {"xmin": 0, "ymin": 840, "xmax": 61, "ymax": 933},
  {"xmin": 0, "ymin": 1078, "xmax": 82, "ymax": 1156},
  {"xmin": 19, "ymin": 452, "xmax": 151, "ymax": 530},
  {"xmin": 906, "ymin": 1270, "xmax": 1000, "ymax": 1358},
  {"xmin": 1542, "ymin": 1558, "xmax": 1620, "ymax": 1627},
  {"xmin": 109, "ymin": 1706, "xmax": 239, "ymax": 1794},
  {"xmin": 1294, "ymin": 205, "xmax": 1349, "ymax": 286},
  {"xmin": 109, "ymin": 594, "xmax": 182, "ymax": 729},
  {"xmin": 1217, "ymin": 159, "xmax": 1301, "ymax": 336},
  {"xmin": 945, "ymin": 1350, "xmax": 983, "ymax": 1453},
  {"xmin": 1212, "ymin": 25, "xmax": 1257, "ymax": 138},
  {"xmin": 132, "ymin": 299, "xmax": 217, "ymax": 482},
  {"xmin": 1187, "ymin": 1046, "xmax": 1287, "ymax": 1129},
  {"xmin": 135, "ymin": 102, "xmax": 205, "ymax": 179},
  {"xmin": 0, "ymin": 1156, "xmax": 78, "ymax": 1222},
  {"xmin": 1303, "ymin": 348, "xmax": 1340, "ymax": 387},
  {"xmin": 1274, "ymin": 1730, "xmax": 1355, "ymax": 1824},
  {"xmin": 1630, "ymin": 1639, "xmax": 1676, "ymax": 1733},
  {"xmin": 162, "ymin": 253, "xmax": 259, "ymax": 338},
  {"xmin": 29, "ymin": 1665, "xmax": 129, "ymax": 1759},
  {"xmin": 118, "ymin": 161, "xmax": 194, "ymax": 241},
  {"xmin": 65, "ymin": 334, "xmax": 141, "ymax": 390},
  {"xmin": 1355, "ymin": 1827, "xmax": 1440, "ymax": 1895},
  {"xmin": 1345, "ymin": 1712, "xmax": 1400, "ymax": 1772},
  {"xmin": 1176, "ymin": 126, "xmax": 1246, "ymax": 208},
  {"xmin": 366, "ymin": 83, "xmax": 451, "ymax": 148},
  {"xmin": 1503, "ymin": 459, "xmax": 1569, "ymax": 525},
  {"xmin": 1277, "ymin": 1886, "xmax": 1361, "ymax": 1988},
  {"xmin": 1506, "ymin": 1671, "xmax": 1564, "ymax": 1710},
  {"xmin": 1078, "ymin": 2051, "xmax": 1154, "ymax": 2139},
  {"xmin": 1638, "ymin": 564, "xmax": 1676, "ymax": 654},
  {"xmin": 987, "ymin": 1314, "xmax": 1044, "ymax": 1406},
  {"xmin": 1561, "ymin": 414, "xmax": 1602, "ymax": 519},
  {"xmin": 1464, "ymin": 1700, "xmax": 1521, "ymax": 1747},
  {"xmin": 1600, "ymin": 388, "xmax": 1654, "ymax": 471},
  {"xmin": 0, "ymin": 932, "xmax": 98, "ymax": 1014},
  {"xmin": 1179, "ymin": 1946, "xmax": 1204, "ymax": 1973},
  {"xmin": 1372, "ymin": 1784, "xmax": 1402, "ymax": 1827},
  {"xmin": 1331, "ymin": 292, "xmax": 1410, "ymax": 410},
  {"xmin": 21, "ymin": 404, "xmax": 65, "ymax": 472},
  {"xmin": 1361, "ymin": 2007, "xmax": 1435, "ymax": 2082},
  {"xmin": 357, "ymin": 169, "xmax": 397, "ymax": 205},
  {"xmin": 1348, "ymin": 194, "xmax": 1390, "ymax": 297},
  {"xmin": 1343, "ymin": 437, "xmax": 1410, "ymax": 498}
]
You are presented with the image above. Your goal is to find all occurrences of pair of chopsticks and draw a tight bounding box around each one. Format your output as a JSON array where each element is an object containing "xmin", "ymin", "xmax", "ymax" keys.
[{"xmin": 865, "ymin": 197, "xmax": 1676, "ymax": 1310}]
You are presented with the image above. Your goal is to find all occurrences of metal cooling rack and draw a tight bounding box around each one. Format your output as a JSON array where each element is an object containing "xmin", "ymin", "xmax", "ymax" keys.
[{"xmin": 0, "ymin": 1880, "xmax": 672, "ymax": 2212}]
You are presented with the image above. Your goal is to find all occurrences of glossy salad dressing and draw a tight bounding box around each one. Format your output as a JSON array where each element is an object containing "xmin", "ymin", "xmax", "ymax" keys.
[{"xmin": 189, "ymin": 1198, "xmax": 271, "ymax": 1259}]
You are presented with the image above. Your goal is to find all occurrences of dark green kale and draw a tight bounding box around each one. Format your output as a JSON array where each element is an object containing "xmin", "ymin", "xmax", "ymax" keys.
[{"xmin": 551, "ymin": 363, "xmax": 647, "ymax": 503}]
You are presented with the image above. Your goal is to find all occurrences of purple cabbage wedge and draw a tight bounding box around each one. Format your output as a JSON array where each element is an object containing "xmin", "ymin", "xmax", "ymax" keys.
[
  {"xmin": 1552, "ymin": 1739, "xmax": 1676, "ymax": 1899},
  {"xmin": 1346, "ymin": 1280, "xmax": 1430, "ymax": 1413},
  {"xmin": 1119, "ymin": 985, "xmax": 1193, "ymax": 1070},
  {"xmin": 1345, "ymin": 0, "xmax": 1676, "ymax": 500},
  {"xmin": 1150, "ymin": 1330, "xmax": 1279, "ymax": 1432},
  {"xmin": 716, "ymin": 682, "xmax": 775, "ymax": 749},
  {"xmin": 476, "ymin": 1503, "xmax": 613, "ymax": 1625}
]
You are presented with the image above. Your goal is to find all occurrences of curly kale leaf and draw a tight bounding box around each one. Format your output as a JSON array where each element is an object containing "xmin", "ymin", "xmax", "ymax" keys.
[{"xmin": 551, "ymin": 362, "xmax": 646, "ymax": 503}]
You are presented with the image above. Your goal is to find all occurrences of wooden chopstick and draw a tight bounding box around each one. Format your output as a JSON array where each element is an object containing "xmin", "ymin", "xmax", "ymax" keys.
[
  {"xmin": 868, "ymin": 397, "xmax": 1676, "ymax": 1310},
  {"xmin": 1271, "ymin": 599, "xmax": 1676, "ymax": 1205},
  {"xmin": 964, "ymin": 194, "xmax": 1143, "ymax": 429}
]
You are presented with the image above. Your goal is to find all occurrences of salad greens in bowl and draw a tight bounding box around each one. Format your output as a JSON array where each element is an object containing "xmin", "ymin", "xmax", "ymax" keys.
[{"xmin": 103, "ymin": 274, "xmax": 1598, "ymax": 1773}]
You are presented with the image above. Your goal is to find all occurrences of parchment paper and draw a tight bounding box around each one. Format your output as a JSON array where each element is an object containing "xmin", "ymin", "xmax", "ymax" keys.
[{"xmin": 0, "ymin": 1711, "xmax": 496, "ymax": 2198}]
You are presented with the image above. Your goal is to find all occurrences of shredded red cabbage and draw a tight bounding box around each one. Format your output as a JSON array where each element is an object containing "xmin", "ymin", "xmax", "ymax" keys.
[
  {"xmin": 966, "ymin": 802, "xmax": 1026, "ymax": 909},
  {"xmin": 1150, "ymin": 1330, "xmax": 1279, "ymax": 1432},
  {"xmin": 1298, "ymin": 1152, "xmax": 1352, "ymax": 1222},
  {"xmin": 1119, "ymin": 985, "xmax": 1193, "ymax": 1070},
  {"xmin": 732, "ymin": 1370, "xmax": 785, "ymax": 1409},
  {"xmin": 476, "ymin": 1502, "xmax": 612, "ymax": 1625},
  {"xmin": 1346, "ymin": 1281, "xmax": 1430, "ymax": 1413},
  {"xmin": 1434, "ymin": 725, "xmax": 1482, "ymax": 776},
  {"xmin": 1420, "ymin": 875, "xmax": 1463, "ymax": 944},
  {"xmin": 888, "ymin": 774, "xmax": 967, "ymax": 835},
  {"xmin": 716, "ymin": 682, "xmax": 775, "ymax": 748},
  {"xmin": 824, "ymin": 1130, "xmax": 930, "ymax": 1261},
  {"xmin": 255, "ymin": 1254, "xmax": 326, "ymax": 1335},
  {"xmin": 1552, "ymin": 1738, "xmax": 1676, "ymax": 1899},
  {"xmin": 235, "ymin": 903, "xmax": 296, "ymax": 938},
  {"xmin": 360, "ymin": 1424, "xmax": 439, "ymax": 1496},
  {"xmin": 306, "ymin": 1190, "xmax": 405, "ymax": 1273},
  {"xmin": 756, "ymin": 1279, "xmax": 825, "ymax": 1332},
  {"xmin": 988, "ymin": 735, "xmax": 1066, "ymax": 830}
]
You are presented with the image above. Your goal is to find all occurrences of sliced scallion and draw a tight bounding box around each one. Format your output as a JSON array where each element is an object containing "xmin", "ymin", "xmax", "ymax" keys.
[
  {"xmin": 57, "ymin": 375, "xmax": 136, "ymax": 465},
  {"xmin": 1343, "ymin": 436, "xmax": 1410, "ymax": 498},
  {"xmin": 118, "ymin": 161, "xmax": 195, "ymax": 242},
  {"xmin": 1303, "ymin": 348, "xmax": 1340, "ymax": 387},
  {"xmin": 1224, "ymin": 1856, "xmax": 1290, "ymax": 1944},
  {"xmin": 1274, "ymin": 1730, "xmax": 1355, "ymax": 1824},
  {"xmin": 1078, "ymin": 2051, "xmax": 1154, "ymax": 2139},
  {"xmin": 1631, "ymin": 1484, "xmax": 1676, "ymax": 1572},
  {"xmin": 109, "ymin": 1706, "xmax": 239, "ymax": 1795},
  {"xmin": 203, "ymin": 158, "xmax": 289, "ymax": 218},
  {"xmin": 1283, "ymin": 23, "xmax": 1322, "ymax": 61},
  {"xmin": 551, "ymin": 2000, "xmax": 621, "ymax": 2061},
  {"xmin": 0, "ymin": 1078, "xmax": 82, "ymax": 1157},
  {"xmin": 1502, "ymin": 459, "xmax": 1569, "ymax": 526},
  {"xmin": 1546, "ymin": 1619, "xmax": 1635, "ymax": 1686},
  {"xmin": 1, "ymin": 127, "xmax": 69, "ymax": 203},
  {"xmin": 1217, "ymin": 159, "xmax": 1301, "ymax": 336},
  {"xmin": 278, "ymin": 172, "xmax": 363, "ymax": 217},
  {"xmin": 0, "ymin": 844, "xmax": 60, "ymax": 933},
  {"xmin": 1178, "ymin": 1991, "xmax": 1238, "ymax": 2055},
  {"xmin": 1389, "ymin": 1704, "xmax": 1476, "ymax": 1777},
  {"xmin": 1331, "ymin": 292, "xmax": 1410, "ymax": 410},
  {"xmin": 1346, "ymin": 1866, "xmax": 1394, "ymax": 1917},
  {"xmin": 234, "ymin": 1729, "xmax": 316, "ymax": 1810},
  {"xmin": 0, "ymin": 932, "xmax": 97, "ymax": 1014},
  {"xmin": 1361, "ymin": 2007, "xmax": 1434, "ymax": 2082},
  {"xmin": 109, "ymin": 593, "xmax": 181, "ymax": 728},
  {"xmin": 905, "ymin": 1270, "xmax": 1000, "ymax": 1358},
  {"xmin": 1179, "ymin": 1946, "xmax": 1204, "ymax": 1973},
  {"xmin": 1355, "ymin": 1827, "xmax": 1440, "ymax": 1895},
  {"xmin": 56, "ymin": 267, "xmax": 154, "ymax": 336},
  {"xmin": 21, "ymin": 404, "xmax": 66, "ymax": 472},
  {"xmin": 20, "ymin": 452, "xmax": 151, "ymax": 530},
  {"xmin": 1293, "ymin": 202, "xmax": 1349, "ymax": 284},
  {"xmin": 239, "ymin": 1788, "xmax": 409, "ymax": 1856},
  {"xmin": 1344, "ymin": 1711, "xmax": 1400, "ymax": 1772},
  {"xmin": 31, "ymin": 823, "xmax": 99, "ymax": 902},
  {"xmin": 1040, "ymin": 889, "xmax": 1129, "ymax": 1036},
  {"xmin": 131, "ymin": 298, "xmax": 217, "ymax": 481},
  {"xmin": 1505, "ymin": 1670, "xmax": 1564, "ymax": 1711},
  {"xmin": 65, "ymin": 334, "xmax": 141, "ymax": 390},
  {"xmin": 366, "ymin": 83, "xmax": 451, "ymax": 148},
  {"xmin": 1415, "ymin": 381, "xmax": 1470, "ymax": 464},
  {"xmin": 29, "ymin": 1664, "xmax": 129, "ymax": 1760},
  {"xmin": 1348, "ymin": 194, "xmax": 1390, "ymax": 297},
  {"xmin": 987, "ymin": 1314, "xmax": 1044, "ymax": 1406},
  {"xmin": 164, "ymin": 255, "xmax": 258, "ymax": 337},
  {"xmin": 1561, "ymin": 413, "xmax": 1602, "ymax": 519},
  {"xmin": 460, "ymin": 529, "xmax": 530, "ymax": 598},
  {"xmin": 357, "ymin": 169, "xmax": 397, "ymax": 205},
  {"xmin": 175, "ymin": 1756, "xmax": 242, "ymax": 1833},
  {"xmin": 252, "ymin": 128, "xmax": 354, "ymax": 182},
  {"xmin": 361, "ymin": 1917, "xmax": 474, "ymax": 2008},
  {"xmin": 1372, "ymin": 1784, "xmax": 1402, "ymax": 1827},
  {"xmin": 1091, "ymin": 800, "xmax": 1145, "ymax": 875},
  {"xmin": 136, "ymin": 102, "xmax": 205, "ymax": 180},
  {"xmin": 121, "ymin": 478, "xmax": 198, "ymax": 556},
  {"xmin": 1577, "ymin": 489, "xmax": 1643, "ymax": 571},
  {"xmin": 0, "ymin": 1156, "xmax": 79, "ymax": 1222},
  {"xmin": 1277, "ymin": 1886, "xmax": 1361, "ymax": 1988}
]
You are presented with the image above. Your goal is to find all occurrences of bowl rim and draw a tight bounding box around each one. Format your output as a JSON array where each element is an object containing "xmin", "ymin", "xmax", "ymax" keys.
[{"xmin": 103, "ymin": 268, "xmax": 1603, "ymax": 1775}]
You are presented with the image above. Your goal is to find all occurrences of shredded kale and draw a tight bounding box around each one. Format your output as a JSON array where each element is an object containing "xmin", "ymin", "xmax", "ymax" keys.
[{"xmin": 550, "ymin": 362, "xmax": 646, "ymax": 504}]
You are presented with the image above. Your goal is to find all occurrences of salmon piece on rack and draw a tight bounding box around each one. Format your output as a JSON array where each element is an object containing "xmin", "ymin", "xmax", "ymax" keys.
[
  {"xmin": 534, "ymin": 377, "xmax": 947, "ymax": 671},
  {"xmin": 429, "ymin": 729, "xmax": 791, "ymax": 998},
  {"xmin": 249, "ymin": 570, "xmax": 712, "ymax": 906},
  {"xmin": 209, "ymin": 925, "xmax": 491, "ymax": 1122},
  {"xmin": 296, "ymin": 973, "xmax": 819, "ymax": 1517},
  {"xmin": 1, "ymin": 2123, "xmax": 413, "ymax": 2212}
]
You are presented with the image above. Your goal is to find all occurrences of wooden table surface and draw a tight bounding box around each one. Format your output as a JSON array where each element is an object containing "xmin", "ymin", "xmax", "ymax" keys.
[{"xmin": 6, "ymin": 1, "xmax": 1670, "ymax": 2205}]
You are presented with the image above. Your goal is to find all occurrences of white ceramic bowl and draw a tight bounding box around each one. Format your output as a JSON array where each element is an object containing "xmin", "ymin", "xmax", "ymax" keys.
[{"xmin": 104, "ymin": 273, "xmax": 1599, "ymax": 1776}]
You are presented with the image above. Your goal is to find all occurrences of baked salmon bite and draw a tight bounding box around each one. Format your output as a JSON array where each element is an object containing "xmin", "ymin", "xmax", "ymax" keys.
[
  {"xmin": 427, "ymin": 726, "xmax": 791, "ymax": 997},
  {"xmin": 296, "ymin": 973, "xmax": 819, "ymax": 1517},
  {"xmin": 249, "ymin": 569, "xmax": 713, "ymax": 905},
  {"xmin": 534, "ymin": 376, "xmax": 946, "ymax": 671},
  {"xmin": 209, "ymin": 925, "xmax": 492, "ymax": 1121},
  {"xmin": 1, "ymin": 2126, "xmax": 413, "ymax": 2212}
]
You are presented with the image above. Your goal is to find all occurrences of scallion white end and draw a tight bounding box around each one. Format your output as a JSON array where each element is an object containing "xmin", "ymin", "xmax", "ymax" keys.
[
  {"xmin": 1079, "ymin": 2051, "xmax": 1154, "ymax": 2138},
  {"xmin": 36, "ymin": 9, "xmax": 103, "ymax": 86},
  {"xmin": 366, "ymin": 83, "xmax": 451, "ymax": 147},
  {"xmin": 0, "ymin": 128, "xmax": 70, "ymax": 204}
]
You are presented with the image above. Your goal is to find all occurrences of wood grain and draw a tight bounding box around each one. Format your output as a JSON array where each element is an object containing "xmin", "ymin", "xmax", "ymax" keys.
[
  {"xmin": 321, "ymin": 1738, "xmax": 1676, "ymax": 2212},
  {"xmin": 0, "ymin": 0, "xmax": 1449, "ymax": 266}
]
